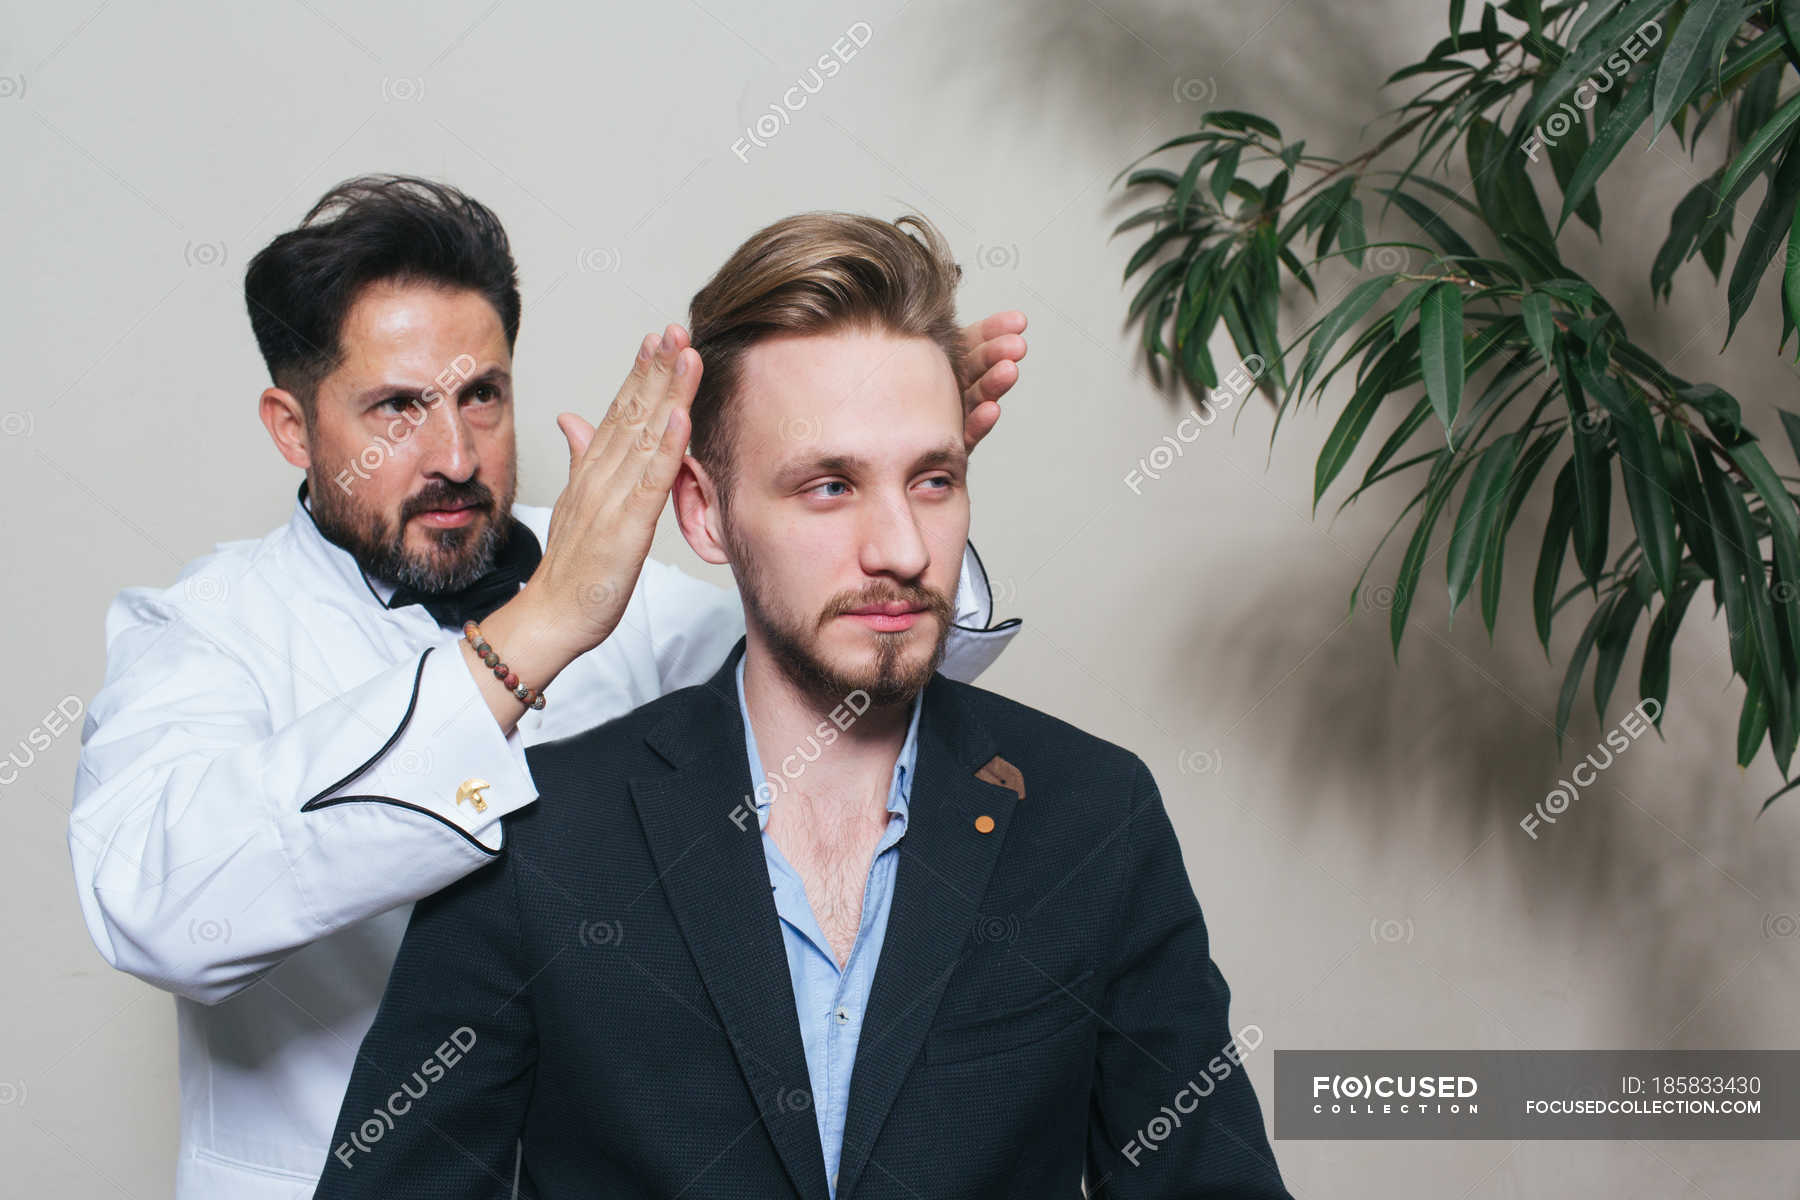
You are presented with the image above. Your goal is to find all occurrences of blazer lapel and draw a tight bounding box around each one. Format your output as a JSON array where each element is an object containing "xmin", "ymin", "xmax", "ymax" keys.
[
  {"xmin": 629, "ymin": 639, "xmax": 832, "ymax": 1200},
  {"xmin": 834, "ymin": 675, "xmax": 1019, "ymax": 1200}
]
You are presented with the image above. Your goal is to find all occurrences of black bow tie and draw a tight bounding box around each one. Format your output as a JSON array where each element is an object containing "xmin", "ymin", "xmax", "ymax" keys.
[{"xmin": 386, "ymin": 516, "xmax": 544, "ymax": 629}]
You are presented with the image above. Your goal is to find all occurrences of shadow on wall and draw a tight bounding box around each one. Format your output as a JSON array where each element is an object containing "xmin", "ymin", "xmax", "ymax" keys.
[{"xmin": 1171, "ymin": 500, "xmax": 1797, "ymax": 1046}]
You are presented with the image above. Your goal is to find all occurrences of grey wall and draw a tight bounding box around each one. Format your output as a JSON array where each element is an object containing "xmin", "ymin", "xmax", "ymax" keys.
[{"xmin": 7, "ymin": 0, "xmax": 1799, "ymax": 1195}]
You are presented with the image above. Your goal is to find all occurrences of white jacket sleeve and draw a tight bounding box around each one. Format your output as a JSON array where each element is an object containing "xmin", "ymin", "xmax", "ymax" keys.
[
  {"xmin": 639, "ymin": 539, "xmax": 1022, "ymax": 692},
  {"xmin": 69, "ymin": 595, "xmax": 537, "ymax": 1007}
]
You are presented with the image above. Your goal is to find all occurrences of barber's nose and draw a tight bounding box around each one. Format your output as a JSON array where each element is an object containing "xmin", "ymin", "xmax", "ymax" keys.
[{"xmin": 415, "ymin": 402, "xmax": 476, "ymax": 481}]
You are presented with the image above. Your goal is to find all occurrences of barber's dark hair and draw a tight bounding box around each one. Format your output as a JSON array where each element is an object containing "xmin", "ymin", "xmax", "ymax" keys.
[{"xmin": 244, "ymin": 174, "xmax": 520, "ymax": 413}]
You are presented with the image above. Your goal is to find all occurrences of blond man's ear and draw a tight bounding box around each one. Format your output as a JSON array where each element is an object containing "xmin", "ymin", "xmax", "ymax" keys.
[{"xmin": 671, "ymin": 454, "xmax": 731, "ymax": 567}]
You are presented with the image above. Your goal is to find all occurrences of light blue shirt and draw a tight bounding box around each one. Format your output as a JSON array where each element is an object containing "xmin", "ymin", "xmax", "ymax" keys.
[{"xmin": 734, "ymin": 656, "xmax": 922, "ymax": 1199}]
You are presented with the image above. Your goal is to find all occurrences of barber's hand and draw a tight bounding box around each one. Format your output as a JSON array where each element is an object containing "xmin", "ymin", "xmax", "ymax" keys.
[
  {"xmin": 533, "ymin": 324, "xmax": 699, "ymax": 658},
  {"xmin": 957, "ymin": 310, "xmax": 1028, "ymax": 453}
]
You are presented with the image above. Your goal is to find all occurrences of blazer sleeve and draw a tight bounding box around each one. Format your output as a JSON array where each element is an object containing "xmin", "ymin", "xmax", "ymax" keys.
[
  {"xmin": 1085, "ymin": 758, "xmax": 1293, "ymax": 1199},
  {"xmin": 313, "ymin": 841, "xmax": 537, "ymax": 1200},
  {"xmin": 70, "ymin": 586, "xmax": 539, "ymax": 1006}
]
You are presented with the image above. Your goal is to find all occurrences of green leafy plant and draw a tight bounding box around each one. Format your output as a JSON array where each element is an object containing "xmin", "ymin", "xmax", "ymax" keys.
[{"xmin": 1114, "ymin": 0, "xmax": 1800, "ymax": 810}]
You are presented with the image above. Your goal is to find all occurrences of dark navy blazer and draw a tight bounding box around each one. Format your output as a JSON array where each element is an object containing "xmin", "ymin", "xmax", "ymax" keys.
[{"xmin": 314, "ymin": 638, "xmax": 1293, "ymax": 1199}]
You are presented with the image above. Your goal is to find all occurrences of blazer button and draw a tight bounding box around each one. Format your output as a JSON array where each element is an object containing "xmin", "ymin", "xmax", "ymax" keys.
[{"xmin": 456, "ymin": 778, "xmax": 490, "ymax": 813}]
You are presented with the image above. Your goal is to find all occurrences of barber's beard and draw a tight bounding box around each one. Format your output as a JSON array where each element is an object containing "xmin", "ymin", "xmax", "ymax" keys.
[
  {"xmin": 307, "ymin": 457, "xmax": 515, "ymax": 593},
  {"xmin": 725, "ymin": 522, "xmax": 955, "ymax": 708}
]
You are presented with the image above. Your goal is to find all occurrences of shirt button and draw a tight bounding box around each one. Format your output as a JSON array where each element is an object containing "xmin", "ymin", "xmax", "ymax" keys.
[{"xmin": 835, "ymin": 1007, "xmax": 850, "ymax": 1024}]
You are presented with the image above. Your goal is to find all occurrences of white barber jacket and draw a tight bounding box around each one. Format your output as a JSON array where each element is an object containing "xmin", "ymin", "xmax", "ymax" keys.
[{"xmin": 69, "ymin": 484, "xmax": 1019, "ymax": 1199}]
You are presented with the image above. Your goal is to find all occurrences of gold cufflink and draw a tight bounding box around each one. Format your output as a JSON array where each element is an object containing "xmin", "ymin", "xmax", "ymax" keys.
[{"xmin": 456, "ymin": 778, "xmax": 490, "ymax": 813}]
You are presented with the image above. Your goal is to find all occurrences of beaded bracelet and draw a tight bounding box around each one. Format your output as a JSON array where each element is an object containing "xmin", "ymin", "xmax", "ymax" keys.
[{"xmin": 463, "ymin": 619, "xmax": 548, "ymax": 710}]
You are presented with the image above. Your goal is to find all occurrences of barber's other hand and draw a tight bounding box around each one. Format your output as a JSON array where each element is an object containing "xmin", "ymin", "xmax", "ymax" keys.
[{"xmin": 956, "ymin": 309, "xmax": 1027, "ymax": 452}]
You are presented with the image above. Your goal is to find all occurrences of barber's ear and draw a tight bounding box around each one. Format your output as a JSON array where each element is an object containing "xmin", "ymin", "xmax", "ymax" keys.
[
  {"xmin": 260, "ymin": 387, "xmax": 312, "ymax": 470},
  {"xmin": 672, "ymin": 455, "xmax": 731, "ymax": 566}
]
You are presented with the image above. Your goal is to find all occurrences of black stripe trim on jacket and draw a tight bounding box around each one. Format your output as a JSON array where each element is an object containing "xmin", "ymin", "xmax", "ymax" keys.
[
  {"xmin": 954, "ymin": 539, "xmax": 1023, "ymax": 635},
  {"xmin": 298, "ymin": 647, "xmax": 501, "ymax": 857}
]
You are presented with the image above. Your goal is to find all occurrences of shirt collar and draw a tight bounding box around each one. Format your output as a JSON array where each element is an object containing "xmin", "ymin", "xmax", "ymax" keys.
[{"xmin": 734, "ymin": 653, "xmax": 923, "ymax": 834}]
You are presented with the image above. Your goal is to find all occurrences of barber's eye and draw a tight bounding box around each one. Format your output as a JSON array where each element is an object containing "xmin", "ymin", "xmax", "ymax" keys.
[
  {"xmin": 467, "ymin": 383, "xmax": 500, "ymax": 404},
  {"xmin": 810, "ymin": 480, "xmax": 850, "ymax": 498}
]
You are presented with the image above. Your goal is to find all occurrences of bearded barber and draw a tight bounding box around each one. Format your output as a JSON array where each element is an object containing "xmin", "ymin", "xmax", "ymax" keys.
[{"xmin": 68, "ymin": 174, "xmax": 1025, "ymax": 1200}]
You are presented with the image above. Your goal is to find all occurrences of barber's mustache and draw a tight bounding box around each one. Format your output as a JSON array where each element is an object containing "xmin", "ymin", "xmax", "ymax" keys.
[{"xmin": 400, "ymin": 480, "xmax": 495, "ymax": 522}]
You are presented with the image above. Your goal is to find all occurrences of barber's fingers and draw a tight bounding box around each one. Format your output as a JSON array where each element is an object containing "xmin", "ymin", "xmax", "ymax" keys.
[
  {"xmin": 589, "ymin": 325, "xmax": 690, "ymax": 480},
  {"xmin": 628, "ymin": 404, "xmax": 694, "ymax": 522}
]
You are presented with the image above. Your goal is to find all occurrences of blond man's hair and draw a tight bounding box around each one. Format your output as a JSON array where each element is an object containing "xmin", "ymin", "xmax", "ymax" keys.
[{"xmin": 686, "ymin": 211, "xmax": 965, "ymax": 499}]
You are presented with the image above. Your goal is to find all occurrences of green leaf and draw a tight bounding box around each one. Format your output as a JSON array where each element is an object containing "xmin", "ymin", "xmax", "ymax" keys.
[
  {"xmin": 1738, "ymin": 654, "xmax": 1770, "ymax": 765},
  {"xmin": 1651, "ymin": 174, "xmax": 1718, "ymax": 301},
  {"xmin": 1203, "ymin": 109, "xmax": 1282, "ymax": 139},
  {"xmin": 1536, "ymin": 461, "xmax": 1580, "ymax": 650},
  {"xmin": 1778, "ymin": 0, "xmax": 1800, "ymax": 72},
  {"xmin": 1724, "ymin": 438, "xmax": 1800, "ymax": 544},
  {"xmin": 1566, "ymin": 0, "xmax": 1630, "ymax": 49},
  {"xmin": 1127, "ymin": 257, "xmax": 1183, "ymax": 320},
  {"xmin": 1448, "ymin": 431, "xmax": 1522, "ymax": 619},
  {"xmin": 1702, "ymin": 91, "xmax": 1800, "ymax": 244},
  {"xmin": 1555, "ymin": 339, "xmax": 1612, "ymax": 590},
  {"xmin": 1556, "ymin": 68, "xmax": 1654, "ymax": 233},
  {"xmin": 1778, "ymin": 407, "xmax": 1800, "ymax": 466},
  {"xmin": 1677, "ymin": 382, "xmax": 1750, "ymax": 444},
  {"xmin": 1468, "ymin": 117, "xmax": 1557, "ymax": 254},
  {"xmin": 1522, "ymin": 0, "xmax": 1677, "ymax": 133},
  {"xmin": 1534, "ymin": 277, "xmax": 1600, "ymax": 311},
  {"xmin": 1392, "ymin": 453, "xmax": 1477, "ymax": 655},
  {"xmin": 1724, "ymin": 135, "xmax": 1800, "ymax": 348},
  {"xmin": 1419, "ymin": 282, "xmax": 1466, "ymax": 445},
  {"xmin": 1339, "ymin": 196, "xmax": 1367, "ymax": 268},
  {"xmin": 1390, "ymin": 280, "xmax": 1435, "ymax": 340},
  {"xmin": 1482, "ymin": 425, "xmax": 1563, "ymax": 635},
  {"xmin": 1593, "ymin": 572, "xmax": 1647, "ymax": 720},
  {"xmin": 1640, "ymin": 564, "xmax": 1703, "ymax": 730},
  {"xmin": 1545, "ymin": 110, "xmax": 1603, "ymax": 235},
  {"xmin": 1173, "ymin": 151, "xmax": 1208, "ymax": 228},
  {"xmin": 1556, "ymin": 588, "xmax": 1614, "ymax": 747},
  {"xmin": 1586, "ymin": 373, "xmax": 1680, "ymax": 602},
  {"xmin": 1300, "ymin": 273, "xmax": 1399, "ymax": 395},
  {"xmin": 1379, "ymin": 186, "xmax": 1482, "ymax": 262},
  {"xmin": 1701, "ymin": 448, "xmax": 1781, "ymax": 690},
  {"xmin": 1124, "ymin": 168, "xmax": 1182, "ymax": 191},
  {"xmin": 1786, "ymin": 191, "xmax": 1800, "ymax": 342},
  {"xmin": 1651, "ymin": 0, "xmax": 1744, "ymax": 144},
  {"xmin": 1314, "ymin": 333, "xmax": 1412, "ymax": 512},
  {"xmin": 1663, "ymin": 418, "xmax": 1719, "ymax": 582},
  {"xmin": 1123, "ymin": 226, "xmax": 1185, "ymax": 281},
  {"xmin": 1209, "ymin": 143, "xmax": 1241, "ymax": 209},
  {"xmin": 1522, "ymin": 291, "xmax": 1556, "ymax": 365}
]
